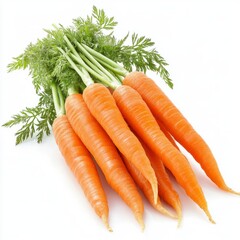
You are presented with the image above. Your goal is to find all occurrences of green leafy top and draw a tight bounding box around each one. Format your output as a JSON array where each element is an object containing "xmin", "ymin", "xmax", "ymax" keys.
[
  {"xmin": 3, "ymin": 90, "xmax": 56, "ymax": 144},
  {"xmin": 4, "ymin": 6, "xmax": 173, "ymax": 144}
]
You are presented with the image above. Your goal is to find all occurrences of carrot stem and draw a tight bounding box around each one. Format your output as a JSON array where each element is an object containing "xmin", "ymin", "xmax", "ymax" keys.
[
  {"xmin": 57, "ymin": 47, "xmax": 92, "ymax": 85},
  {"xmin": 95, "ymin": 56, "xmax": 126, "ymax": 77},
  {"xmin": 51, "ymin": 82, "xmax": 65, "ymax": 117},
  {"xmin": 81, "ymin": 43, "xmax": 128, "ymax": 75},
  {"xmin": 80, "ymin": 54, "xmax": 109, "ymax": 79},
  {"xmin": 63, "ymin": 35, "xmax": 79, "ymax": 57},
  {"xmin": 75, "ymin": 41, "xmax": 118, "ymax": 83},
  {"xmin": 61, "ymin": 35, "xmax": 119, "ymax": 88},
  {"xmin": 68, "ymin": 86, "xmax": 79, "ymax": 95}
]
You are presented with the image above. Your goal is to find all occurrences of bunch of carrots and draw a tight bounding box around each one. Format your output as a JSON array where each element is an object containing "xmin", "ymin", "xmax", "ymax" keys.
[{"xmin": 4, "ymin": 7, "xmax": 239, "ymax": 231}]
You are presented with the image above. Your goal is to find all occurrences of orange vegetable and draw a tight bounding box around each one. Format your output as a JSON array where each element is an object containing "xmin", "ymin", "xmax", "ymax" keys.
[
  {"xmin": 52, "ymin": 115, "xmax": 111, "ymax": 230},
  {"xmin": 156, "ymin": 118, "xmax": 180, "ymax": 151},
  {"xmin": 123, "ymin": 71, "xmax": 238, "ymax": 195},
  {"xmin": 113, "ymin": 84, "xmax": 214, "ymax": 223},
  {"xmin": 121, "ymin": 154, "xmax": 176, "ymax": 219},
  {"xmin": 65, "ymin": 93, "xmax": 144, "ymax": 229},
  {"xmin": 82, "ymin": 83, "xmax": 158, "ymax": 204},
  {"xmin": 139, "ymin": 139, "xmax": 182, "ymax": 225}
]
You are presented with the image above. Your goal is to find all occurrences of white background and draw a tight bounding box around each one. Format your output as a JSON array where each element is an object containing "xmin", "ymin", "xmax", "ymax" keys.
[{"xmin": 1, "ymin": 0, "xmax": 240, "ymax": 239}]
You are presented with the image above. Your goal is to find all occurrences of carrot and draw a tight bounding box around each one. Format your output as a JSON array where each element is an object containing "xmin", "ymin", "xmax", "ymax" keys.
[
  {"xmin": 121, "ymin": 154, "xmax": 177, "ymax": 219},
  {"xmin": 65, "ymin": 93, "xmax": 144, "ymax": 229},
  {"xmin": 123, "ymin": 71, "xmax": 238, "ymax": 195},
  {"xmin": 113, "ymin": 84, "xmax": 214, "ymax": 222},
  {"xmin": 156, "ymin": 118, "xmax": 180, "ymax": 151},
  {"xmin": 52, "ymin": 115, "xmax": 111, "ymax": 231},
  {"xmin": 139, "ymin": 138, "xmax": 182, "ymax": 226},
  {"xmin": 82, "ymin": 83, "xmax": 158, "ymax": 204}
]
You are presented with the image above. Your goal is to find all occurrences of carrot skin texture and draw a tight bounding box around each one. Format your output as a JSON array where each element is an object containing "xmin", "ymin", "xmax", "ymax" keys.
[
  {"xmin": 147, "ymin": 118, "xmax": 182, "ymax": 221},
  {"xmin": 83, "ymin": 83, "xmax": 158, "ymax": 204},
  {"xmin": 65, "ymin": 94, "xmax": 144, "ymax": 227},
  {"xmin": 123, "ymin": 71, "xmax": 235, "ymax": 194},
  {"xmin": 122, "ymin": 154, "xmax": 176, "ymax": 219},
  {"xmin": 52, "ymin": 115, "xmax": 111, "ymax": 230},
  {"xmin": 139, "ymin": 139, "xmax": 182, "ymax": 224},
  {"xmin": 156, "ymin": 118, "xmax": 180, "ymax": 151},
  {"xmin": 113, "ymin": 85, "xmax": 214, "ymax": 222}
]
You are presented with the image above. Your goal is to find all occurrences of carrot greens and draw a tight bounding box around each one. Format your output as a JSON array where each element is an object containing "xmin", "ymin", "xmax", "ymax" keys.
[{"xmin": 3, "ymin": 6, "xmax": 172, "ymax": 143}]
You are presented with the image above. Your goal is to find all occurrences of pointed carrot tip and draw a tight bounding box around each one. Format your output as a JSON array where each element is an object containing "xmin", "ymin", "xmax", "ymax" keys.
[
  {"xmin": 226, "ymin": 187, "xmax": 240, "ymax": 196},
  {"xmin": 175, "ymin": 209, "xmax": 182, "ymax": 228},
  {"xmin": 175, "ymin": 204, "xmax": 183, "ymax": 228},
  {"xmin": 101, "ymin": 215, "xmax": 113, "ymax": 232},
  {"xmin": 177, "ymin": 215, "xmax": 182, "ymax": 228},
  {"xmin": 156, "ymin": 205, "xmax": 178, "ymax": 219},
  {"xmin": 135, "ymin": 212, "xmax": 145, "ymax": 231},
  {"xmin": 204, "ymin": 208, "xmax": 215, "ymax": 224}
]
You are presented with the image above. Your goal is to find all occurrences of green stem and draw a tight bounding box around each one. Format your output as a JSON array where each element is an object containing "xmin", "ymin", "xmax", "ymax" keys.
[
  {"xmin": 70, "ymin": 53, "xmax": 119, "ymax": 89},
  {"xmin": 95, "ymin": 56, "xmax": 126, "ymax": 76},
  {"xmin": 80, "ymin": 54, "xmax": 109, "ymax": 79},
  {"xmin": 58, "ymin": 47, "xmax": 89, "ymax": 82},
  {"xmin": 63, "ymin": 35, "xmax": 121, "ymax": 89},
  {"xmin": 82, "ymin": 43, "xmax": 129, "ymax": 75},
  {"xmin": 63, "ymin": 35, "xmax": 79, "ymax": 57},
  {"xmin": 76, "ymin": 42, "xmax": 120, "ymax": 84},
  {"xmin": 58, "ymin": 86, "xmax": 65, "ymax": 114},
  {"xmin": 115, "ymin": 74, "xmax": 124, "ymax": 82},
  {"xmin": 68, "ymin": 86, "xmax": 78, "ymax": 95},
  {"xmin": 63, "ymin": 35, "xmax": 119, "ymax": 88},
  {"xmin": 51, "ymin": 82, "xmax": 65, "ymax": 117}
]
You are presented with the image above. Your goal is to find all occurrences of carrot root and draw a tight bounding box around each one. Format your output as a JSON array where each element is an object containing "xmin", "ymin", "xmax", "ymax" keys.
[
  {"xmin": 204, "ymin": 208, "xmax": 215, "ymax": 224},
  {"xmin": 101, "ymin": 214, "xmax": 113, "ymax": 232},
  {"xmin": 135, "ymin": 212, "xmax": 145, "ymax": 231},
  {"xmin": 224, "ymin": 187, "xmax": 240, "ymax": 195},
  {"xmin": 155, "ymin": 205, "xmax": 178, "ymax": 219},
  {"xmin": 175, "ymin": 201, "xmax": 183, "ymax": 227}
]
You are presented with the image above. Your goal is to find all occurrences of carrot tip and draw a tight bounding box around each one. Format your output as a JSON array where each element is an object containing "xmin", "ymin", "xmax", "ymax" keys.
[
  {"xmin": 176, "ymin": 208, "xmax": 183, "ymax": 228},
  {"xmin": 173, "ymin": 201, "xmax": 183, "ymax": 227},
  {"xmin": 210, "ymin": 218, "xmax": 216, "ymax": 224},
  {"xmin": 226, "ymin": 187, "xmax": 240, "ymax": 196},
  {"xmin": 135, "ymin": 212, "xmax": 145, "ymax": 231},
  {"xmin": 156, "ymin": 205, "xmax": 178, "ymax": 219},
  {"xmin": 204, "ymin": 209, "xmax": 215, "ymax": 224},
  {"xmin": 101, "ymin": 215, "xmax": 113, "ymax": 232}
]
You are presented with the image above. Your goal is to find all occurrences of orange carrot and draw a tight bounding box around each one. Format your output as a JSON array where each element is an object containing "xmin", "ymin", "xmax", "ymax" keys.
[
  {"xmin": 139, "ymin": 139, "xmax": 182, "ymax": 225},
  {"xmin": 65, "ymin": 93, "xmax": 144, "ymax": 229},
  {"xmin": 121, "ymin": 154, "xmax": 176, "ymax": 219},
  {"xmin": 123, "ymin": 71, "xmax": 238, "ymax": 194},
  {"xmin": 156, "ymin": 118, "xmax": 180, "ymax": 151},
  {"xmin": 82, "ymin": 83, "xmax": 158, "ymax": 204},
  {"xmin": 113, "ymin": 84, "xmax": 214, "ymax": 222},
  {"xmin": 52, "ymin": 115, "xmax": 111, "ymax": 230}
]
